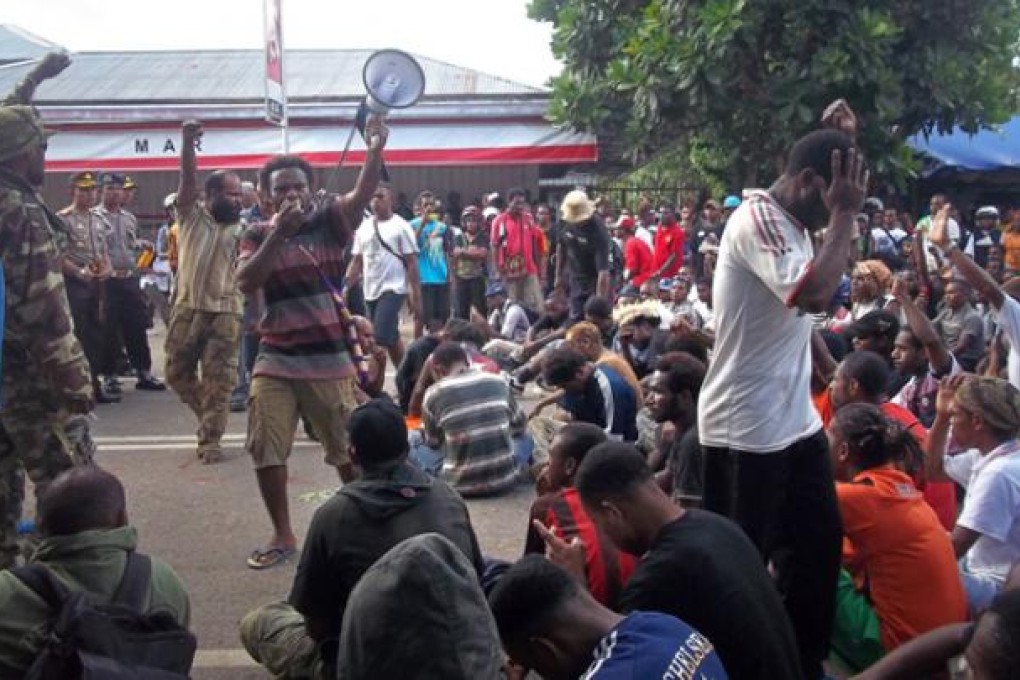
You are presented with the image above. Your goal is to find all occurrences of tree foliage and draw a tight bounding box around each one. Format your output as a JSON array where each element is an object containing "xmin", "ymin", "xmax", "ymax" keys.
[{"xmin": 530, "ymin": 0, "xmax": 1020, "ymax": 188}]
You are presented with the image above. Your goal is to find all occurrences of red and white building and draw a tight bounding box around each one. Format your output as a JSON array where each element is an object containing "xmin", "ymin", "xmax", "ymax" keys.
[{"xmin": 0, "ymin": 25, "xmax": 597, "ymax": 223}]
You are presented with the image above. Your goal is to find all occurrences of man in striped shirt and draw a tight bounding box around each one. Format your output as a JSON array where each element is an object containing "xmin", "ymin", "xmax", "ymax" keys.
[
  {"xmin": 235, "ymin": 117, "xmax": 388, "ymax": 570},
  {"xmin": 414, "ymin": 342, "xmax": 527, "ymax": 496}
]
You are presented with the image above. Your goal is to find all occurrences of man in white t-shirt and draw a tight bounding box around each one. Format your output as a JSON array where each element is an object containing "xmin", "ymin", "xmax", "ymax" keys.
[
  {"xmin": 925, "ymin": 203, "xmax": 1020, "ymax": 389},
  {"xmin": 345, "ymin": 186, "xmax": 422, "ymax": 369},
  {"xmin": 698, "ymin": 129, "xmax": 868, "ymax": 679},
  {"xmin": 916, "ymin": 194, "xmax": 962, "ymax": 272}
]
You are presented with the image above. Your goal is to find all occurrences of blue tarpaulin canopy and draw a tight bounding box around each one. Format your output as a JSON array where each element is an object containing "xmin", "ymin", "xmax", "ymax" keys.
[{"xmin": 909, "ymin": 116, "xmax": 1020, "ymax": 179}]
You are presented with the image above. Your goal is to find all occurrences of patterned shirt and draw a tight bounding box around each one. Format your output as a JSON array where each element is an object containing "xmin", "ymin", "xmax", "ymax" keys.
[
  {"xmin": 175, "ymin": 203, "xmax": 242, "ymax": 315},
  {"xmin": 0, "ymin": 169, "xmax": 91, "ymax": 405},
  {"xmin": 422, "ymin": 369, "xmax": 526, "ymax": 496},
  {"xmin": 95, "ymin": 206, "xmax": 138, "ymax": 272},
  {"xmin": 237, "ymin": 210, "xmax": 355, "ymax": 381}
]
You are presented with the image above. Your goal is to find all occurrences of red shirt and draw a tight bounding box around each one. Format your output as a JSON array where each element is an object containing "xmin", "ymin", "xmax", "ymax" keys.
[
  {"xmin": 526, "ymin": 487, "xmax": 637, "ymax": 607},
  {"xmin": 653, "ymin": 222, "xmax": 685, "ymax": 278},
  {"xmin": 880, "ymin": 401, "xmax": 957, "ymax": 531},
  {"xmin": 624, "ymin": 236, "xmax": 655, "ymax": 286}
]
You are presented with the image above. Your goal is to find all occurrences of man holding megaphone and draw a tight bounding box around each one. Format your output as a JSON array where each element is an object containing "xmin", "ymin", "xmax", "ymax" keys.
[{"xmin": 235, "ymin": 115, "xmax": 389, "ymax": 570}]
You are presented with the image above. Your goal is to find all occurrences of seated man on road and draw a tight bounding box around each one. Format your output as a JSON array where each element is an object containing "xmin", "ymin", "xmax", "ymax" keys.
[
  {"xmin": 541, "ymin": 347, "xmax": 638, "ymax": 442},
  {"xmin": 0, "ymin": 467, "xmax": 191, "ymax": 677},
  {"xmin": 583, "ymin": 295, "xmax": 618, "ymax": 348},
  {"xmin": 612, "ymin": 301, "xmax": 670, "ymax": 380},
  {"xmin": 528, "ymin": 322, "xmax": 642, "ymax": 423},
  {"xmin": 523, "ymin": 423, "xmax": 637, "ymax": 607},
  {"xmin": 241, "ymin": 398, "xmax": 484, "ymax": 679},
  {"xmin": 351, "ymin": 315, "xmax": 388, "ymax": 400},
  {"xmin": 483, "ymin": 281, "xmax": 531, "ymax": 345},
  {"xmin": 337, "ymin": 533, "xmax": 504, "ymax": 680},
  {"xmin": 410, "ymin": 342, "xmax": 528, "ymax": 497},
  {"xmin": 552, "ymin": 442, "xmax": 803, "ymax": 680},
  {"xmin": 489, "ymin": 555, "xmax": 727, "ymax": 680},
  {"xmin": 647, "ymin": 353, "xmax": 708, "ymax": 507}
]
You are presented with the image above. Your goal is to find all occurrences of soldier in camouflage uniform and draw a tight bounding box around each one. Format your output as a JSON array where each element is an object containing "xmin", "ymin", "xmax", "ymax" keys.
[
  {"xmin": 0, "ymin": 53, "xmax": 96, "ymax": 568},
  {"xmin": 164, "ymin": 120, "xmax": 243, "ymax": 464}
]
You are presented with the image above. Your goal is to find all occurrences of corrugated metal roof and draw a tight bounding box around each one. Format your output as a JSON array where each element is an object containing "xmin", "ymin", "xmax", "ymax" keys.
[
  {"xmin": 0, "ymin": 48, "xmax": 543, "ymax": 104},
  {"xmin": 0, "ymin": 24, "xmax": 62, "ymax": 64}
]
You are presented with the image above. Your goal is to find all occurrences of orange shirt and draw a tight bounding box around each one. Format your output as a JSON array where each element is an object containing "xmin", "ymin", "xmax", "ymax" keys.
[
  {"xmin": 1002, "ymin": 230, "xmax": 1020, "ymax": 272},
  {"xmin": 838, "ymin": 465, "xmax": 967, "ymax": 651}
]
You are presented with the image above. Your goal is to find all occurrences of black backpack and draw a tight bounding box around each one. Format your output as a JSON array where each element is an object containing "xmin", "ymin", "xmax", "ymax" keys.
[{"xmin": 12, "ymin": 552, "xmax": 197, "ymax": 679}]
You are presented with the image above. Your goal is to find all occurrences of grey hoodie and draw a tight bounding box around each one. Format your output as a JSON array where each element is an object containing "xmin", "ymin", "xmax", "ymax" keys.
[{"xmin": 337, "ymin": 533, "xmax": 504, "ymax": 680}]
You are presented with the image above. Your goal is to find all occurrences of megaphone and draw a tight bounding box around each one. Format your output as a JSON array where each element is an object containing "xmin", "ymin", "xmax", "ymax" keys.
[
  {"xmin": 329, "ymin": 50, "xmax": 426, "ymax": 190},
  {"xmin": 363, "ymin": 49, "xmax": 426, "ymax": 113}
]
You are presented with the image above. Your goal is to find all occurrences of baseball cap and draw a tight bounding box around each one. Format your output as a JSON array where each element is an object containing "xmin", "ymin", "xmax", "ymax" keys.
[
  {"xmin": 723, "ymin": 195, "xmax": 741, "ymax": 209},
  {"xmin": 483, "ymin": 206, "xmax": 499, "ymax": 219},
  {"xmin": 846, "ymin": 310, "xmax": 900, "ymax": 342},
  {"xmin": 976, "ymin": 205, "xmax": 1000, "ymax": 219}
]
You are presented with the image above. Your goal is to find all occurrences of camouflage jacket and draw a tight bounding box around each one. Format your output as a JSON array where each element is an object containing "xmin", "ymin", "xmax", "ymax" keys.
[{"xmin": 0, "ymin": 168, "xmax": 92, "ymax": 410}]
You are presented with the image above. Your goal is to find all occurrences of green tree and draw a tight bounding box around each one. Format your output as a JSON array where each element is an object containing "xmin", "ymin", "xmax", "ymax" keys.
[{"xmin": 530, "ymin": 0, "xmax": 1020, "ymax": 188}]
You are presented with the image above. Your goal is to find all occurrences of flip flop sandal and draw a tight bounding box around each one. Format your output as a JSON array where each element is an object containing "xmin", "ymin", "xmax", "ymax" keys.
[{"xmin": 246, "ymin": 546, "xmax": 297, "ymax": 570}]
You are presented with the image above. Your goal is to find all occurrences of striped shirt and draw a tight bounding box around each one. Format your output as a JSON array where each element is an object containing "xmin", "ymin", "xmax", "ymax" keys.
[
  {"xmin": 238, "ymin": 212, "xmax": 355, "ymax": 381},
  {"xmin": 527, "ymin": 487, "xmax": 638, "ymax": 607},
  {"xmin": 422, "ymin": 369, "xmax": 526, "ymax": 496},
  {"xmin": 175, "ymin": 203, "xmax": 242, "ymax": 314}
]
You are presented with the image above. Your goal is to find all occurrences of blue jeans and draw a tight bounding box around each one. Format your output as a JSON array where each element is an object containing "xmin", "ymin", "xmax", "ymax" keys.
[{"xmin": 408, "ymin": 430, "xmax": 533, "ymax": 477}]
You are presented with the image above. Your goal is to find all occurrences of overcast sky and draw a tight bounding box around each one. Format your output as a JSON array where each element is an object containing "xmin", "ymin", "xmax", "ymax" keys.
[{"xmin": 3, "ymin": 0, "xmax": 561, "ymax": 87}]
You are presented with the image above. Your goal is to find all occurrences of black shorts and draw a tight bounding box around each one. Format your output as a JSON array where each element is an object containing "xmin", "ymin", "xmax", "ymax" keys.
[
  {"xmin": 366, "ymin": 291, "xmax": 406, "ymax": 347},
  {"xmin": 421, "ymin": 284, "xmax": 451, "ymax": 327}
]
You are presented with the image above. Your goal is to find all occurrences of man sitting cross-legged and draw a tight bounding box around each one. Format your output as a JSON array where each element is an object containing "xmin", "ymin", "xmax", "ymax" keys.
[
  {"xmin": 539, "ymin": 442, "xmax": 803, "ymax": 680},
  {"xmin": 524, "ymin": 422, "xmax": 637, "ymax": 608},
  {"xmin": 240, "ymin": 398, "xmax": 484, "ymax": 679},
  {"xmin": 490, "ymin": 555, "xmax": 728, "ymax": 679},
  {"xmin": 0, "ymin": 467, "xmax": 191, "ymax": 677}
]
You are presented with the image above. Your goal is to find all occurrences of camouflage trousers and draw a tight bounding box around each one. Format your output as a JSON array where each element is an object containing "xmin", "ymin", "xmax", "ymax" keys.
[
  {"xmin": 0, "ymin": 409, "xmax": 95, "ymax": 568},
  {"xmin": 165, "ymin": 308, "xmax": 240, "ymax": 459},
  {"xmin": 240, "ymin": 601, "xmax": 325, "ymax": 680}
]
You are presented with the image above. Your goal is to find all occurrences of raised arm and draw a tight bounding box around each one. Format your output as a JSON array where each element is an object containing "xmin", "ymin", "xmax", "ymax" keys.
[
  {"xmin": 922, "ymin": 375, "xmax": 967, "ymax": 483},
  {"xmin": 177, "ymin": 120, "xmax": 202, "ymax": 214},
  {"xmin": 891, "ymin": 276, "xmax": 953, "ymax": 373},
  {"xmin": 928, "ymin": 204, "xmax": 1005, "ymax": 310},
  {"xmin": 333, "ymin": 116, "xmax": 388, "ymax": 233},
  {"xmin": 3, "ymin": 52, "xmax": 70, "ymax": 106}
]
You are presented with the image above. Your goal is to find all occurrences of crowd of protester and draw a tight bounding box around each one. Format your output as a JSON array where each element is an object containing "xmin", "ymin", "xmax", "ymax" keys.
[{"xmin": 1, "ymin": 55, "xmax": 1020, "ymax": 679}]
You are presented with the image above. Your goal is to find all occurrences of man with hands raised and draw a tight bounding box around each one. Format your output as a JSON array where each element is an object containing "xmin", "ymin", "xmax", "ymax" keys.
[
  {"xmin": 698, "ymin": 128, "xmax": 870, "ymax": 677},
  {"xmin": 236, "ymin": 116, "xmax": 389, "ymax": 570}
]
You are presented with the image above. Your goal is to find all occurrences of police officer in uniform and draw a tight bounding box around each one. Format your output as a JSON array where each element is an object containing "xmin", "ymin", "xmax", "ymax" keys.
[
  {"xmin": 0, "ymin": 52, "xmax": 96, "ymax": 568},
  {"xmin": 58, "ymin": 171, "xmax": 120, "ymax": 404}
]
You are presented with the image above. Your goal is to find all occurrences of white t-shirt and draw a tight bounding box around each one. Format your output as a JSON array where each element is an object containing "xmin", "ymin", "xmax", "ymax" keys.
[
  {"xmin": 698, "ymin": 190, "xmax": 821, "ymax": 452},
  {"xmin": 352, "ymin": 215, "xmax": 418, "ymax": 301},
  {"xmin": 635, "ymin": 226, "xmax": 654, "ymax": 249},
  {"xmin": 945, "ymin": 442, "xmax": 1020, "ymax": 585},
  {"xmin": 995, "ymin": 294, "xmax": 1020, "ymax": 389},
  {"xmin": 915, "ymin": 215, "xmax": 961, "ymax": 272}
]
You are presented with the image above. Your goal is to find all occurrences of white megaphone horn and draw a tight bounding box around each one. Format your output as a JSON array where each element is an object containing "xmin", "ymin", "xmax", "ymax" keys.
[{"xmin": 330, "ymin": 49, "xmax": 426, "ymax": 190}]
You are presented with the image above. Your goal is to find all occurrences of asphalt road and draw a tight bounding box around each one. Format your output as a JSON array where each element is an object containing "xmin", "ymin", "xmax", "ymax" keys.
[{"xmin": 82, "ymin": 326, "xmax": 536, "ymax": 679}]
